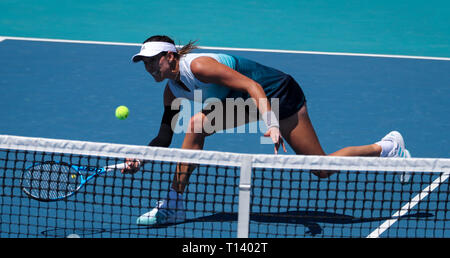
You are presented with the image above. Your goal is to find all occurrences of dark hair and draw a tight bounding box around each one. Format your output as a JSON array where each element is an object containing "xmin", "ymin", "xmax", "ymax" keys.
[{"xmin": 143, "ymin": 35, "xmax": 198, "ymax": 58}]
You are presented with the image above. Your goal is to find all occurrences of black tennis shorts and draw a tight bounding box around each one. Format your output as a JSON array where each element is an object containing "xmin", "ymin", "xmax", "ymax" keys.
[
  {"xmin": 201, "ymin": 75, "xmax": 306, "ymax": 122},
  {"xmin": 268, "ymin": 75, "xmax": 306, "ymax": 120}
]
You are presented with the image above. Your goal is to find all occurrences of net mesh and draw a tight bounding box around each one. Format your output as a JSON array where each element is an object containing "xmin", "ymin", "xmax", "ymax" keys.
[
  {"xmin": 0, "ymin": 135, "xmax": 449, "ymax": 238},
  {"xmin": 249, "ymin": 168, "xmax": 449, "ymax": 237}
]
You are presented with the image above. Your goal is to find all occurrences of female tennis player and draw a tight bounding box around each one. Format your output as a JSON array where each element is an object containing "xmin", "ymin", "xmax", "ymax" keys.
[{"xmin": 124, "ymin": 35, "xmax": 410, "ymax": 225}]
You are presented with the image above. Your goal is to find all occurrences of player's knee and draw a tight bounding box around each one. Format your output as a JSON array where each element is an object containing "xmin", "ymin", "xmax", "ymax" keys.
[
  {"xmin": 312, "ymin": 170, "xmax": 335, "ymax": 179},
  {"xmin": 187, "ymin": 114, "xmax": 208, "ymax": 136}
]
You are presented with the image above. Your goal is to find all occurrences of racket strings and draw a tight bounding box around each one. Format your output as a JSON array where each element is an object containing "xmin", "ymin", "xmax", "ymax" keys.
[{"xmin": 23, "ymin": 163, "xmax": 79, "ymax": 200}]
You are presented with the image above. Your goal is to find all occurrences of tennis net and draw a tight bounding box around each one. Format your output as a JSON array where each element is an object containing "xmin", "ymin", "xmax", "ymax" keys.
[{"xmin": 0, "ymin": 134, "xmax": 449, "ymax": 238}]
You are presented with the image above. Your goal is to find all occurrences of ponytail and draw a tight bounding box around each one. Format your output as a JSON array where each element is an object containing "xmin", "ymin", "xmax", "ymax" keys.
[{"xmin": 177, "ymin": 40, "xmax": 198, "ymax": 56}]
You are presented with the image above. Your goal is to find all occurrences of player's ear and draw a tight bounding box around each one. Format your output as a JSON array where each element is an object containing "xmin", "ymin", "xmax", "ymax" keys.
[{"xmin": 166, "ymin": 51, "xmax": 175, "ymax": 61}]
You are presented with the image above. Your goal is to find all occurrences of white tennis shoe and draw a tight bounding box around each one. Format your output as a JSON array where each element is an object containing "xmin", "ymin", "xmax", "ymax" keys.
[
  {"xmin": 137, "ymin": 194, "xmax": 186, "ymax": 226},
  {"xmin": 379, "ymin": 131, "xmax": 411, "ymax": 183},
  {"xmin": 380, "ymin": 131, "xmax": 405, "ymax": 155}
]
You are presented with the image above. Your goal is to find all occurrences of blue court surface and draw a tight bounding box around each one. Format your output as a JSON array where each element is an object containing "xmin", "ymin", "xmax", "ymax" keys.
[
  {"xmin": 0, "ymin": 38, "xmax": 449, "ymax": 238},
  {"xmin": 1, "ymin": 39, "xmax": 448, "ymax": 157}
]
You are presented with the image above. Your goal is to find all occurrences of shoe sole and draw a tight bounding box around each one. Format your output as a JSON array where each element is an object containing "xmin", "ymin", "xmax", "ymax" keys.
[
  {"xmin": 136, "ymin": 216, "xmax": 157, "ymax": 225},
  {"xmin": 136, "ymin": 210, "xmax": 186, "ymax": 226}
]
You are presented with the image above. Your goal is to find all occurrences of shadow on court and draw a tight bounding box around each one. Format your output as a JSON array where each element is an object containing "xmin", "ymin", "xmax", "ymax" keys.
[{"xmin": 41, "ymin": 210, "xmax": 433, "ymax": 237}]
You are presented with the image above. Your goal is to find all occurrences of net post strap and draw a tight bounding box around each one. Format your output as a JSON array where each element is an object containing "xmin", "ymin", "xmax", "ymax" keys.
[{"xmin": 237, "ymin": 155, "xmax": 253, "ymax": 238}]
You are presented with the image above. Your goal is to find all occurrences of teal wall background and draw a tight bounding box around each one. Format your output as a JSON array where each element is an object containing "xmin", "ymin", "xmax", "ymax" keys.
[{"xmin": 1, "ymin": 0, "xmax": 449, "ymax": 57}]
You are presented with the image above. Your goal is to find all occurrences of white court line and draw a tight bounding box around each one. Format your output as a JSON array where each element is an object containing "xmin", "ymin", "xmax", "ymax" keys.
[
  {"xmin": 200, "ymin": 46, "xmax": 450, "ymax": 61},
  {"xmin": 0, "ymin": 37, "xmax": 5, "ymax": 42},
  {"xmin": 0, "ymin": 35, "xmax": 140, "ymax": 46},
  {"xmin": 1, "ymin": 35, "xmax": 449, "ymax": 61},
  {"xmin": 367, "ymin": 171, "xmax": 450, "ymax": 238}
]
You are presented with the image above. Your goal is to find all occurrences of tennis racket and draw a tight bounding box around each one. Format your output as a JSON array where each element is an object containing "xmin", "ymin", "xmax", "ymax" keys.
[{"xmin": 21, "ymin": 161, "xmax": 126, "ymax": 201}]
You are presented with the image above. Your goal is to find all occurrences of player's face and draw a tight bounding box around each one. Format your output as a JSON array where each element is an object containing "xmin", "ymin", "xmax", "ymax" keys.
[
  {"xmin": 143, "ymin": 56, "xmax": 163, "ymax": 82},
  {"xmin": 143, "ymin": 53, "xmax": 176, "ymax": 82}
]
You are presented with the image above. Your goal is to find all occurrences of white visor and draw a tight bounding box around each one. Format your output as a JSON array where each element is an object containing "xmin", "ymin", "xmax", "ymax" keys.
[{"xmin": 132, "ymin": 42, "xmax": 177, "ymax": 62}]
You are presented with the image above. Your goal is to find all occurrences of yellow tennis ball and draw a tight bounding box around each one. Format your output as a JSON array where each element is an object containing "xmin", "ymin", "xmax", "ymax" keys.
[
  {"xmin": 115, "ymin": 105, "xmax": 129, "ymax": 120},
  {"xmin": 71, "ymin": 174, "xmax": 76, "ymax": 179}
]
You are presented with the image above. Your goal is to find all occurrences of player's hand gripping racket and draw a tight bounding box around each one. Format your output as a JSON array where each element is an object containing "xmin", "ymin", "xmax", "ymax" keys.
[{"xmin": 21, "ymin": 161, "xmax": 126, "ymax": 201}]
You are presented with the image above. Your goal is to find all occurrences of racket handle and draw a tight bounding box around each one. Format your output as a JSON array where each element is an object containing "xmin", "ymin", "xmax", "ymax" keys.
[{"xmin": 105, "ymin": 163, "xmax": 127, "ymax": 171}]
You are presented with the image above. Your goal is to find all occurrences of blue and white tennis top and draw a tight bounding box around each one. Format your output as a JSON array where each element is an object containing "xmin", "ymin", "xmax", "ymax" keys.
[
  {"xmin": 167, "ymin": 53, "xmax": 306, "ymax": 120},
  {"xmin": 168, "ymin": 53, "xmax": 290, "ymax": 102}
]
